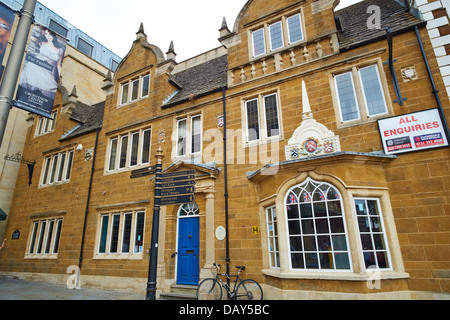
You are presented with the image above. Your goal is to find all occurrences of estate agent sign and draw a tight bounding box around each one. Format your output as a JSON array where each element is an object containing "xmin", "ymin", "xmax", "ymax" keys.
[{"xmin": 378, "ymin": 108, "xmax": 449, "ymax": 155}]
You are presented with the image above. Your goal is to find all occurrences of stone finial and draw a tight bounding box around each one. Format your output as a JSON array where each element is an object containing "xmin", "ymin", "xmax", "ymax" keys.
[
  {"xmin": 302, "ymin": 80, "xmax": 313, "ymax": 120},
  {"xmin": 219, "ymin": 17, "xmax": 231, "ymax": 38},
  {"xmin": 62, "ymin": 85, "xmax": 78, "ymax": 115},
  {"xmin": 166, "ymin": 40, "xmax": 177, "ymax": 62},
  {"xmin": 136, "ymin": 23, "xmax": 146, "ymax": 40}
]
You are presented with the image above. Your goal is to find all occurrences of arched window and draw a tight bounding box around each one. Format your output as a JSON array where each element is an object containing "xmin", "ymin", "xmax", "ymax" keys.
[
  {"xmin": 285, "ymin": 178, "xmax": 351, "ymax": 271},
  {"xmin": 179, "ymin": 202, "xmax": 200, "ymax": 217}
]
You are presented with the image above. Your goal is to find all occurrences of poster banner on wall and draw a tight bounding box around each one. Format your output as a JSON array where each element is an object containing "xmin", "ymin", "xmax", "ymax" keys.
[
  {"xmin": 14, "ymin": 24, "xmax": 67, "ymax": 119},
  {"xmin": 378, "ymin": 108, "xmax": 449, "ymax": 155},
  {"xmin": 0, "ymin": 2, "xmax": 15, "ymax": 68}
]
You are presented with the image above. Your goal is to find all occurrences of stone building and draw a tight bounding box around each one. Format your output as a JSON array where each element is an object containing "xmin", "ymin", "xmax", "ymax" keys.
[{"xmin": 0, "ymin": 0, "xmax": 449, "ymax": 299}]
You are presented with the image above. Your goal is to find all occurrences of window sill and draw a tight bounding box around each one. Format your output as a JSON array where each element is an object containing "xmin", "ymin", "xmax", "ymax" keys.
[
  {"xmin": 24, "ymin": 255, "xmax": 58, "ymax": 260},
  {"xmin": 38, "ymin": 181, "xmax": 70, "ymax": 189},
  {"xmin": 93, "ymin": 253, "xmax": 144, "ymax": 260},
  {"xmin": 261, "ymin": 268, "xmax": 410, "ymax": 281}
]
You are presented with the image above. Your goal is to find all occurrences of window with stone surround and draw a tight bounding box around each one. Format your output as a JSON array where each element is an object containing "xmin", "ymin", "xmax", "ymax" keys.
[
  {"xmin": 331, "ymin": 61, "xmax": 392, "ymax": 127},
  {"xmin": 119, "ymin": 73, "xmax": 150, "ymax": 107},
  {"xmin": 174, "ymin": 114, "xmax": 202, "ymax": 158},
  {"xmin": 26, "ymin": 218, "xmax": 63, "ymax": 259},
  {"xmin": 243, "ymin": 92, "xmax": 282, "ymax": 145},
  {"xmin": 40, "ymin": 149, "xmax": 74, "ymax": 187},
  {"xmin": 95, "ymin": 210, "xmax": 145, "ymax": 258},
  {"xmin": 107, "ymin": 127, "xmax": 151, "ymax": 172},
  {"xmin": 260, "ymin": 172, "xmax": 406, "ymax": 282},
  {"xmin": 250, "ymin": 11, "xmax": 304, "ymax": 58},
  {"xmin": 35, "ymin": 111, "xmax": 57, "ymax": 137}
]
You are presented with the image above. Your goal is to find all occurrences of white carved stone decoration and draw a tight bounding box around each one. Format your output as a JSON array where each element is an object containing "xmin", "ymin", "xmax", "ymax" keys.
[{"xmin": 285, "ymin": 81, "xmax": 341, "ymax": 160}]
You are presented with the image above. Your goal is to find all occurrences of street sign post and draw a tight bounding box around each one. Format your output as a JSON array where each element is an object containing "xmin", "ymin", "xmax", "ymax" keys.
[{"xmin": 146, "ymin": 149, "xmax": 196, "ymax": 300}]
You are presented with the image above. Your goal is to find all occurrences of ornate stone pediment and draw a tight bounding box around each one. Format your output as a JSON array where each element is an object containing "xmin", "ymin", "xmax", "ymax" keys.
[{"xmin": 285, "ymin": 81, "xmax": 340, "ymax": 161}]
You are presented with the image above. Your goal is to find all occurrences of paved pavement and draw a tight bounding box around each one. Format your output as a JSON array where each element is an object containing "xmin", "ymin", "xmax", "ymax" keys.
[{"xmin": 0, "ymin": 276, "xmax": 145, "ymax": 300}]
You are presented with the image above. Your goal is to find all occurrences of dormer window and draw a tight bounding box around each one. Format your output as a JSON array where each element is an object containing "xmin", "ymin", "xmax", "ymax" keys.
[
  {"xmin": 119, "ymin": 73, "xmax": 150, "ymax": 107},
  {"xmin": 251, "ymin": 11, "xmax": 304, "ymax": 58}
]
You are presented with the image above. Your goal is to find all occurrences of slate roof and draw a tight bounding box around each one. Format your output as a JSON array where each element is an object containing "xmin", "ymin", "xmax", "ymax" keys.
[
  {"xmin": 163, "ymin": 55, "xmax": 228, "ymax": 108},
  {"xmin": 335, "ymin": 0, "xmax": 426, "ymax": 51},
  {"xmin": 60, "ymin": 101, "xmax": 105, "ymax": 141}
]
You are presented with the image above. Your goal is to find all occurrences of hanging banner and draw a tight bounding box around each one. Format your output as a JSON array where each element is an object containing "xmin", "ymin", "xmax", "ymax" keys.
[
  {"xmin": 15, "ymin": 24, "xmax": 67, "ymax": 119},
  {"xmin": 378, "ymin": 108, "xmax": 449, "ymax": 155},
  {"xmin": 0, "ymin": 2, "xmax": 15, "ymax": 69}
]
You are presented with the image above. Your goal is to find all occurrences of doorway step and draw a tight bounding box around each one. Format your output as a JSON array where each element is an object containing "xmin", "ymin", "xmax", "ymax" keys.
[{"xmin": 159, "ymin": 284, "xmax": 198, "ymax": 300}]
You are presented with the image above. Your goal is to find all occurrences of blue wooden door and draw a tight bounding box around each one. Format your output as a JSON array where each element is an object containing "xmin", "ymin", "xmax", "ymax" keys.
[{"xmin": 177, "ymin": 217, "xmax": 199, "ymax": 285}]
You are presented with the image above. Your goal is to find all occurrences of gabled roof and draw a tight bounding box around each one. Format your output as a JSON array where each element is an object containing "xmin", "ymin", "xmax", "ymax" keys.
[
  {"xmin": 163, "ymin": 55, "xmax": 228, "ymax": 108},
  {"xmin": 60, "ymin": 101, "xmax": 105, "ymax": 141},
  {"xmin": 335, "ymin": 0, "xmax": 426, "ymax": 51}
]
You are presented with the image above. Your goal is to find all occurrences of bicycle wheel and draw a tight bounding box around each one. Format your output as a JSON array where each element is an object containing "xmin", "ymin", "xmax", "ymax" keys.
[
  {"xmin": 197, "ymin": 278, "xmax": 223, "ymax": 300},
  {"xmin": 236, "ymin": 279, "xmax": 263, "ymax": 300}
]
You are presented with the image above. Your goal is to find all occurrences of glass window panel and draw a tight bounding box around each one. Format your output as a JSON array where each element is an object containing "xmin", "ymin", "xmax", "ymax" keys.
[
  {"xmin": 65, "ymin": 151, "xmax": 74, "ymax": 181},
  {"xmin": 77, "ymin": 38, "xmax": 93, "ymax": 57},
  {"xmin": 177, "ymin": 119, "xmax": 187, "ymax": 156},
  {"xmin": 110, "ymin": 215, "xmax": 120, "ymax": 253},
  {"xmin": 361, "ymin": 234, "xmax": 373, "ymax": 250},
  {"xmin": 119, "ymin": 136, "xmax": 129, "ymax": 169},
  {"xmin": 303, "ymin": 236, "xmax": 316, "ymax": 251},
  {"xmin": 252, "ymin": 28, "xmax": 266, "ymax": 57},
  {"xmin": 290, "ymin": 236, "xmax": 303, "ymax": 252},
  {"xmin": 191, "ymin": 115, "xmax": 202, "ymax": 154},
  {"xmin": 287, "ymin": 14, "xmax": 303, "ymax": 44},
  {"xmin": 287, "ymin": 192, "xmax": 298, "ymax": 204},
  {"xmin": 319, "ymin": 253, "xmax": 334, "ymax": 269},
  {"xmin": 355, "ymin": 199, "xmax": 367, "ymax": 215},
  {"xmin": 368, "ymin": 200, "xmax": 380, "ymax": 216},
  {"xmin": 121, "ymin": 83, "xmax": 129, "ymax": 105},
  {"xmin": 359, "ymin": 65, "xmax": 387, "ymax": 116},
  {"xmin": 332, "ymin": 235, "xmax": 347, "ymax": 251},
  {"xmin": 305, "ymin": 253, "xmax": 318, "ymax": 268},
  {"xmin": 288, "ymin": 220, "xmax": 301, "ymax": 235},
  {"xmin": 246, "ymin": 99, "xmax": 260, "ymax": 141},
  {"xmin": 121, "ymin": 213, "xmax": 132, "ymax": 253},
  {"xmin": 141, "ymin": 75, "xmax": 150, "ymax": 97},
  {"xmin": 56, "ymin": 153, "xmax": 66, "ymax": 182},
  {"xmin": 44, "ymin": 220, "xmax": 54, "ymax": 254},
  {"xmin": 134, "ymin": 212, "xmax": 145, "ymax": 253},
  {"xmin": 358, "ymin": 217, "xmax": 370, "ymax": 233},
  {"xmin": 370, "ymin": 217, "xmax": 383, "ymax": 232},
  {"xmin": 377, "ymin": 252, "xmax": 389, "ymax": 268},
  {"xmin": 269, "ymin": 21, "xmax": 284, "ymax": 51},
  {"xmin": 364, "ymin": 251, "xmax": 376, "ymax": 269},
  {"xmin": 29, "ymin": 222, "xmax": 39, "ymax": 254},
  {"xmin": 36, "ymin": 221, "xmax": 46, "ymax": 254},
  {"xmin": 53, "ymin": 220, "xmax": 63, "ymax": 254},
  {"xmin": 287, "ymin": 204, "xmax": 299, "ymax": 219},
  {"xmin": 373, "ymin": 234, "xmax": 386, "ymax": 250},
  {"xmin": 315, "ymin": 218, "xmax": 329, "ymax": 234},
  {"xmin": 313, "ymin": 201, "xmax": 327, "ymax": 217},
  {"xmin": 49, "ymin": 19, "xmax": 68, "ymax": 37},
  {"xmin": 329, "ymin": 217, "xmax": 345, "ymax": 233},
  {"xmin": 328, "ymin": 201, "xmax": 342, "ymax": 216},
  {"xmin": 108, "ymin": 139, "xmax": 118, "ymax": 171},
  {"xmin": 131, "ymin": 79, "xmax": 139, "ymax": 101},
  {"xmin": 130, "ymin": 132, "xmax": 139, "ymax": 167},
  {"xmin": 301, "ymin": 219, "xmax": 314, "ymax": 235},
  {"xmin": 264, "ymin": 94, "xmax": 280, "ymax": 137},
  {"xmin": 317, "ymin": 235, "xmax": 332, "ymax": 251},
  {"xmin": 99, "ymin": 215, "xmax": 109, "ymax": 254},
  {"xmin": 335, "ymin": 72, "xmax": 360, "ymax": 121},
  {"xmin": 299, "ymin": 203, "xmax": 312, "ymax": 218},
  {"xmin": 49, "ymin": 155, "xmax": 58, "ymax": 184},
  {"xmin": 291, "ymin": 253, "xmax": 304, "ymax": 269},
  {"xmin": 335, "ymin": 253, "xmax": 351, "ymax": 269},
  {"xmin": 42, "ymin": 157, "xmax": 51, "ymax": 185},
  {"xmin": 141, "ymin": 129, "xmax": 151, "ymax": 164}
]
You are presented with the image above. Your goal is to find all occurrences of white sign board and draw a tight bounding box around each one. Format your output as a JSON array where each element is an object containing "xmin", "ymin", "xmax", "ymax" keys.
[{"xmin": 378, "ymin": 108, "xmax": 449, "ymax": 155}]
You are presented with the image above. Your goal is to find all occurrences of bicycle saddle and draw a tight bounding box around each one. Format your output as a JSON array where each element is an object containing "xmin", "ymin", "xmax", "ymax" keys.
[{"xmin": 236, "ymin": 266, "xmax": 246, "ymax": 270}]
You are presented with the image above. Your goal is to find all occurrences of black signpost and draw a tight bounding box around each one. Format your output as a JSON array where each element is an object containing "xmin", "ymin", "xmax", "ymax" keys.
[{"xmin": 146, "ymin": 150, "xmax": 196, "ymax": 300}]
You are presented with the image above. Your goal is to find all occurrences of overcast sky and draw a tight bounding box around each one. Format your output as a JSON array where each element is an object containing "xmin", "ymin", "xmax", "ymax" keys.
[{"xmin": 38, "ymin": 0, "xmax": 362, "ymax": 62}]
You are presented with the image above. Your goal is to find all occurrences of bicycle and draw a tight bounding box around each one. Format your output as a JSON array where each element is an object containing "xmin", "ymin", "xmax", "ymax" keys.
[{"xmin": 196, "ymin": 263, "xmax": 263, "ymax": 300}]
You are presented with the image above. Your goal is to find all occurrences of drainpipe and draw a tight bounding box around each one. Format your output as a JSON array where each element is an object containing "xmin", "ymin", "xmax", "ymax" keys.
[
  {"xmin": 222, "ymin": 87, "xmax": 230, "ymax": 285},
  {"xmin": 78, "ymin": 127, "xmax": 101, "ymax": 283},
  {"xmin": 414, "ymin": 25, "xmax": 450, "ymax": 141}
]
